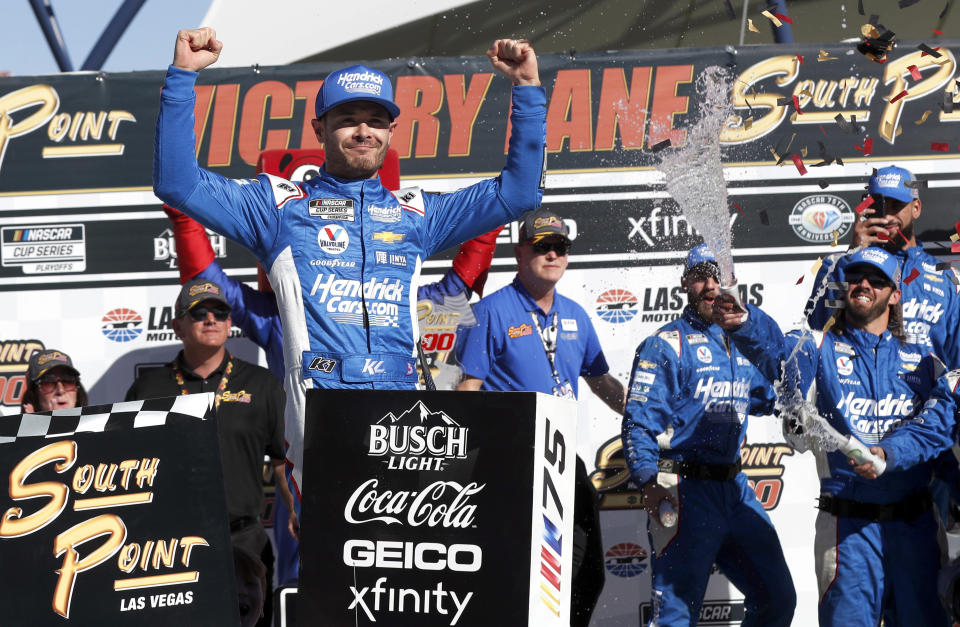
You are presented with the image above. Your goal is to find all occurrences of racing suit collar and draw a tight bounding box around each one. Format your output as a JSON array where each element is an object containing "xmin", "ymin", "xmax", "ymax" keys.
[
  {"xmin": 681, "ymin": 305, "xmax": 715, "ymax": 333},
  {"xmin": 317, "ymin": 164, "xmax": 385, "ymax": 191},
  {"xmin": 836, "ymin": 325, "xmax": 894, "ymax": 350}
]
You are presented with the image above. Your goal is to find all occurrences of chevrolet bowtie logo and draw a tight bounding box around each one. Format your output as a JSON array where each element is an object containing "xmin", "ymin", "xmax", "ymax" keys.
[{"xmin": 372, "ymin": 231, "xmax": 404, "ymax": 244}]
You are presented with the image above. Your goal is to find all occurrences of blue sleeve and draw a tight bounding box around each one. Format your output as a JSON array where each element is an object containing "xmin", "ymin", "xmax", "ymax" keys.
[
  {"xmin": 423, "ymin": 85, "xmax": 546, "ymax": 256},
  {"xmin": 729, "ymin": 305, "xmax": 815, "ymax": 390},
  {"xmin": 416, "ymin": 270, "xmax": 468, "ymax": 304},
  {"xmin": 748, "ymin": 364, "xmax": 777, "ymax": 416},
  {"xmin": 622, "ymin": 337, "xmax": 681, "ymax": 487},
  {"xmin": 154, "ymin": 66, "xmax": 282, "ymax": 262},
  {"xmin": 196, "ymin": 262, "xmax": 279, "ymax": 350},
  {"xmin": 454, "ymin": 301, "xmax": 496, "ymax": 381},
  {"xmin": 880, "ymin": 361, "xmax": 957, "ymax": 471},
  {"xmin": 931, "ymin": 276, "xmax": 960, "ymax": 370},
  {"xmin": 804, "ymin": 253, "xmax": 845, "ymax": 330},
  {"xmin": 579, "ymin": 316, "xmax": 608, "ymax": 378}
]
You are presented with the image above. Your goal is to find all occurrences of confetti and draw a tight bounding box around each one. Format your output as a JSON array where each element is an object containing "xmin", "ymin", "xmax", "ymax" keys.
[
  {"xmin": 820, "ymin": 124, "xmax": 827, "ymax": 135},
  {"xmin": 854, "ymin": 138, "xmax": 874, "ymax": 155},
  {"xmin": 899, "ymin": 0, "xmax": 922, "ymax": 6},
  {"xmin": 762, "ymin": 10, "xmax": 784, "ymax": 27},
  {"xmin": 905, "ymin": 178, "xmax": 929, "ymax": 189},
  {"xmin": 792, "ymin": 153, "xmax": 807, "ymax": 175},
  {"xmin": 796, "ymin": 275, "xmax": 805, "ymax": 285},
  {"xmin": 915, "ymin": 110, "xmax": 934, "ymax": 125},
  {"xmin": 952, "ymin": 233, "xmax": 960, "ymax": 242},
  {"xmin": 835, "ymin": 113, "xmax": 862, "ymax": 134},
  {"xmin": 819, "ymin": 180, "xmax": 830, "ymax": 189},
  {"xmin": 818, "ymin": 50, "xmax": 837, "ymax": 61},
  {"xmin": 955, "ymin": 221, "xmax": 960, "ymax": 238},
  {"xmin": 723, "ymin": 0, "xmax": 737, "ymax": 19},
  {"xmin": 858, "ymin": 0, "xmax": 865, "ymax": 15},
  {"xmin": 935, "ymin": 262, "xmax": 954, "ymax": 271},
  {"xmin": 933, "ymin": 29, "xmax": 943, "ymax": 35},
  {"xmin": 908, "ymin": 64, "xmax": 923, "ymax": 81},
  {"xmin": 823, "ymin": 315, "xmax": 837, "ymax": 333},
  {"xmin": 883, "ymin": 120, "xmax": 903, "ymax": 137},
  {"xmin": 855, "ymin": 196, "xmax": 875, "ymax": 214},
  {"xmin": 759, "ymin": 209, "xmax": 770, "ymax": 226},
  {"xmin": 744, "ymin": 116, "xmax": 754, "ymax": 130},
  {"xmin": 919, "ymin": 43, "xmax": 943, "ymax": 57},
  {"xmin": 801, "ymin": 146, "xmax": 808, "ymax": 158},
  {"xmin": 775, "ymin": 12, "xmax": 794, "ymax": 24},
  {"xmin": 953, "ymin": 241, "xmax": 960, "ymax": 253},
  {"xmin": 932, "ymin": 142, "xmax": 951, "ymax": 151},
  {"xmin": 796, "ymin": 54, "xmax": 805, "ymax": 66},
  {"xmin": 862, "ymin": 23, "xmax": 881, "ymax": 38},
  {"xmin": 811, "ymin": 257, "xmax": 823, "ymax": 274},
  {"xmin": 943, "ymin": 91, "xmax": 955, "ymax": 114},
  {"xmin": 889, "ymin": 90, "xmax": 909, "ymax": 103},
  {"xmin": 748, "ymin": 18, "xmax": 760, "ymax": 33},
  {"xmin": 941, "ymin": 1, "xmax": 951, "ymax": 19},
  {"xmin": 877, "ymin": 231, "xmax": 891, "ymax": 241},
  {"xmin": 831, "ymin": 230, "xmax": 839, "ymax": 246},
  {"xmin": 798, "ymin": 86, "xmax": 814, "ymax": 98},
  {"xmin": 903, "ymin": 268, "xmax": 921, "ymax": 284},
  {"xmin": 732, "ymin": 202, "xmax": 743, "ymax": 214},
  {"xmin": 790, "ymin": 111, "xmax": 799, "ymax": 122},
  {"xmin": 651, "ymin": 138, "xmax": 672, "ymax": 153}
]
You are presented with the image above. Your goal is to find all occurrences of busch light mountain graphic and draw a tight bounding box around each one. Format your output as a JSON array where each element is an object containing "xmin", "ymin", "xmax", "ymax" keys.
[{"xmin": 369, "ymin": 401, "xmax": 468, "ymax": 469}]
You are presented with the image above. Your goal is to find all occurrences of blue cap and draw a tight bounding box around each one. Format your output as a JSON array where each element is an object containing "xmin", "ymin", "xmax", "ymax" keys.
[
  {"xmin": 315, "ymin": 64, "xmax": 400, "ymax": 119},
  {"xmin": 845, "ymin": 246, "xmax": 902, "ymax": 284},
  {"xmin": 868, "ymin": 166, "xmax": 919, "ymax": 204},
  {"xmin": 684, "ymin": 244, "xmax": 719, "ymax": 278}
]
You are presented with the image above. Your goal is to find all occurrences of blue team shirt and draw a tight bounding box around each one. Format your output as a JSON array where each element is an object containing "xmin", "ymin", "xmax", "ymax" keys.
[{"xmin": 455, "ymin": 276, "xmax": 608, "ymax": 395}]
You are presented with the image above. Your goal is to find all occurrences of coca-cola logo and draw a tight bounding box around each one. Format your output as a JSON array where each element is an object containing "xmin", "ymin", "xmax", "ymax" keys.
[{"xmin": 344, "ymin": 479, "xmax": 484, "ymax": 528}]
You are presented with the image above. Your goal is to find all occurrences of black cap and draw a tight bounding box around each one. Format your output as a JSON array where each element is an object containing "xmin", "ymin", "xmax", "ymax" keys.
[
  {"xmin": 175, "ymin": 278, "xmax": 232, "ymax": 318},
  {"xmin": 27, "ymin": 349, "xmax": 79, "ymax": 382},
  {"xmin": 518, "ymin": 209, "xmax": 570, "ymax": 243}
]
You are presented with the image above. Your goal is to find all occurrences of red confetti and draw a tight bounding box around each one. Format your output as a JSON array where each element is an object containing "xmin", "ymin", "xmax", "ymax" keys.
[
  {"xmin": 819, "ymin": 124, "xmax": 826, "ymax": 135},
  {"xmin": 792, "ymin": 153, "xmax": 807, "ymax": 175},
  {"xmin": 904, "ymin": 268, "xmax": 921, "ymax": 284},
  {"xmin": 796, "ymin": 275, "xmax": 805, "ymax": 285},
  {"xmin": 895, "ymin": 227, "xmax": 909, "ymax": 243},
  {"xmin": 792, "ymin": 95, "xmax": 802, "ymax": 114},
  {"xmin": 932, "ymin": 142, "xmax": 950, "ymax": 151},
  {"xmin": 863, "ymin": 137, "xmax": 873, "ymax": 155},
  {"xmin": 889, "ymin": 90, "xmax": 909, "ymax": 104},
  {"xmin": 934, "ymin": 29, "xmax": 943, "ymax": 35},
  {"xmin": 796, "ymin": 54, "xmax": 805, "ymax": 66},
  {"xmin": 922, "ymin": 46, "xmax": 943, "ymax": 57},
  {"xmin": 732, "ymin": 203, "xmax": 743, "ymax": 214},
  {"xmin": 855, "ymin": 196, "xmax": 874, "ymax": 214},
  {"xmin": 908, "ymin": 65, "xmax": 923, "ymax": 81},
  {"xmin": 955, "ymin": 221, "xmax": 960, "ymax": 238},
  {"xmin": 775, "ymin": 12, "xmax": 794, "ymax": 24},
  {"xmin": 877, "ymin": 231, "xmax": 891, "ymax": 241},
  {"xmin": 953, "ymin": 242, "xmax": 960, "ymax": 253}
]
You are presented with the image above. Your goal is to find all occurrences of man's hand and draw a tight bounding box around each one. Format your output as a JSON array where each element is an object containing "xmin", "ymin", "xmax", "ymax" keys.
[
  {"xmin": 288, "ymin": 510, "xmax": 300, "ymax": 541},
  {"xmin": 173, "ymin": 28, "xmax": 222, "ymax": 72},
  {"xmin": 848, "ymin": 208, "xmax": 894, "ymax": 249},
  {"xmin": 21, "ymin": 402, "xmax": 35, "ymax": 414},
  {"xmin": 641, "ymin": 481, "xmax": 677, "ymax": 523},
  {"xmin": 711, "ymin": 297, "xmax": 747, "ymax": 331},
  {"xmin": 850, "ymin": 446, "xmax": 886, "ymax": 479},
  {"xmin": 487, "ymin": 39, "xmax": 540, "ymax": 86}
]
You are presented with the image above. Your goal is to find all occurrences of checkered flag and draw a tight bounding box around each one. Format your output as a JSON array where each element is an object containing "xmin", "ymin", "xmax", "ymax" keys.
[{"xmin": 0, "ymin": 394, "xmax": 214, "ymax": 445}]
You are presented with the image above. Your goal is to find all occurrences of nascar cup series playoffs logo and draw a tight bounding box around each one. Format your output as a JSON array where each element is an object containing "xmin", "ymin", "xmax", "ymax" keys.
[
  {"xmin": 789, "ymin": 195, "xmax": 855, "ymax": 243},
  {"xmin": 337, "ymin": 70, "xmax": 384, "ymax": 96}
]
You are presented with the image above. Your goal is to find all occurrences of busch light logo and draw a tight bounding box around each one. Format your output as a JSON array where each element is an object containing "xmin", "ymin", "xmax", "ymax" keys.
[
  {"xmin": 595, "ymin": 289, "xmax": 638, "ymax": 324},
  {"xmin": 153, "ymin": 227, "xmax": 226, "ymax": 268},
  {"xmin": 101, "ymin": 308, "xmax": 143, "ymax": 343},
  {"xmin": 369, "ymin": 400, "xmax": 468, "ymax": 471},
  {"xmin": 336, "ymin": 69, "xmax": 385, "ymax": 96},
  {"xmin": 837, "ymin": 392, "xmax": 915, "ymax": 444},
  {"xmin": 788, "ymin": 195, "xmax": 855, "ymax": 243}
]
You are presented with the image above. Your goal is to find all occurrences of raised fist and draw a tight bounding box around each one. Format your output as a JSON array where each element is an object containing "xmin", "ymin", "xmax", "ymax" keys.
[{"xmin": 172, "ymin": 27, "xmax": 222, "ymax": 72}]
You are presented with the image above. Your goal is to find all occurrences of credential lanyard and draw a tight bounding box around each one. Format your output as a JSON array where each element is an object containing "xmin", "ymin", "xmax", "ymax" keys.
[
  {"xmin": 172, "ymin": 353, "xmax": 233, "ymax": 410},
  {"xmin": 529, "ymin": 310, "xmax": 565, "ymax": 388}
]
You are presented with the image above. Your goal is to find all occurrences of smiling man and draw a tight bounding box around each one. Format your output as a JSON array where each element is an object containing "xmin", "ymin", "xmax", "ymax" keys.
[
  {"xmin": 153, "ymin": 28, "xmax": 547, "ymax": 490},
  {"xmin": 715, "ymin": 246, "xmax": 956, "ymax": 627},
  {"xmin": 622, "ymin": 244, "xmax": 794, "ymax": 627}
]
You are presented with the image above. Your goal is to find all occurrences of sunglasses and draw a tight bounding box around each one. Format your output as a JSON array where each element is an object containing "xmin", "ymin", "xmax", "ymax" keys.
[
  {"xmin": 37, "ymin": 375, "xmax": 79, "ymax": 393},
  {"xmin": 845, "ymin": 271, "xmax": 893, "ymax": 289},
  {"xmin": 185, "ymin": 306, "xmax": 231, "ymax": 322},
  {"xmin": 530, "ymin": 239, "xmax": 571, "ymax": 256},
  {"xmin": 867, "ymin": 194, "xmax": 909, "ymax": 212}
]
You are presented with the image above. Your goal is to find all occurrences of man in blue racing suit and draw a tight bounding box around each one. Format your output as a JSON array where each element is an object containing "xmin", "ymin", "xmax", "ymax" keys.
[
  {"xmin": 716, "ymin": 246, "xmax": 957, "ymax": 626},
  {"xmin": 154, "ymin": 28, "xmax": 547, "ymax": 488},
  {"xmin": 622, "ymin": 244, "xmax": 796, "ymax": 626}
]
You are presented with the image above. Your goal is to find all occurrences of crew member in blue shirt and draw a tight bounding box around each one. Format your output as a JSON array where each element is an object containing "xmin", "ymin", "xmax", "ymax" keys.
[
  {"xmin": 623, "ymin": 244, "xmax": 795, "ymax": 627},
  {"xmin": 455, "ymin": 208, "xmax": 624, "ymax": 627}
]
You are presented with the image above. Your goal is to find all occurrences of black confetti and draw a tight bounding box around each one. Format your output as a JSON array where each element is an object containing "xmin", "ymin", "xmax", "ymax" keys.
[
  {"xmin": 935, "ymin": 262, "xmax": 953, "ymax": 270},
  {"xmin": 899, "ymin": 0, "xmax": 922, "ymax": 7},
  {"xmin": 918, "ymin": 43, "xmax": 943, "ymax": 57},
  {"xmin": 777, "ymin": 96, "xmax": 792, "ymax": 106},
  {"xmin": 943, "ymin": 90, "xmax": 955, "ymax": 113},
  {"xmin": 651, "ymin": 138, "xmax": 672, "ymax": 153},
  {"xmin": 836, "ymin": 156, "xmax": 844, "ymax": 166},
  {"xmin": 811, "ymin": 141, "xmax": 836, "ymax": 167},
  {"xmin": 859, "ymin": 0, "xmax": 865, "ymax": 14},
  {"xmin": 723, "ymin": 0, "xmax": 737, "ymax": 19},
  {"xmin": 869, "ymin": 14, "xmax": 880, "ymax": 24},
  {"xmin": 904, "ymin": 178, "xmax": 929, "ymax": 189},
  {"xmin": 759, "ymin": 210, "xmax": 770, "ymax": 226},
  {"xmin": 835, "ymin": 113, "xmax": 862, "ymax": 134},
  {"xmin": 818, "ymin": 180, "xmax": 830, "ymax": 188},
  {"xmin": 940, "ymin": 1, "xmax": 951, "ymax": 18}
]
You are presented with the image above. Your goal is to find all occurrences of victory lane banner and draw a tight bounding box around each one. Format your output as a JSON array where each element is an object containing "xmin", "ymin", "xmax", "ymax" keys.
[
  {"xmin": 0, "ymin": 393, "xmax": 239, "ymax": 626},
  {"xmin": 300, "ymin": 390, "xmax": 577, "ymax": 626}
]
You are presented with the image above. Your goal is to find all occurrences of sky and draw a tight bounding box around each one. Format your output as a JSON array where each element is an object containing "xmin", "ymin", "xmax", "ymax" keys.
[{"xmin": 0, "ymin": 0, "xmax": 211, "ymax": 76}]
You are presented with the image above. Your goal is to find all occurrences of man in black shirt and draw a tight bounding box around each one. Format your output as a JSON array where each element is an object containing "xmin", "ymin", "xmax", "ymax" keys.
[{"xmin": 125, "ymin": 277, "xmax": 295, "ymax": 625}]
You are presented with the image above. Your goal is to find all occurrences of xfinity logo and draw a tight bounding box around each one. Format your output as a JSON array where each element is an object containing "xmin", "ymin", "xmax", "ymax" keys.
[
  {"xmin": 347, "ymin": 576, "xmax": 472, "ymax": 626},
  {"xmin": 626, "ymin": 207, "xmax": 737, "ymax": 247},
  {"xmin": 836, "ymin": 392, "xmax": 915, "ymax": 418}
]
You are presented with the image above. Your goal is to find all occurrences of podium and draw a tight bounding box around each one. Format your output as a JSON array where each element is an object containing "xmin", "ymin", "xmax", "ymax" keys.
[{"xmin": 299, "ymin": 390, "xmax": 577, "ymax": 626}]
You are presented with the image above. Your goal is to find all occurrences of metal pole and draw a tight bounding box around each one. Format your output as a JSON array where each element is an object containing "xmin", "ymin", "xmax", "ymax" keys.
[
  {"xmin": 769, "ymin": 0, "xmax": 795, "ymax": 44},
  {"xmin": 81, "ymin": 0, "xmax": 148, "ymax": 71},
  {"xmin": 27, "ymin": 0, "xmax": 74, "ymax": 72},
  {"xmin": 739, "ymin": 0, "xmax": 750, "ymax": 46}
]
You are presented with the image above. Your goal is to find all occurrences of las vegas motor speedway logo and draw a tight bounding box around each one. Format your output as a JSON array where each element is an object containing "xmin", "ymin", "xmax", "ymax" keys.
[{"xmin": 368, "ymin": 400, "xmax": 469, "ymax": 471}]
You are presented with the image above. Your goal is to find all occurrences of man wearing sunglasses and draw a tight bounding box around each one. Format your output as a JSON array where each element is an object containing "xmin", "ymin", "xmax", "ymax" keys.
[
  {"xmin": 715, "ymin": 246, "xmax": 957, "ymax": 626},
  {"xmin": 455, "ymin": 209, "xmax": 624, "ymax": 627},
  {"xmin": 21, "ymin": 349, "xmax": 89, "ymax": 413},
  {"xmin": 125, "ymin": 278, "xmax": 296, "ymax": 627},
  {"xmin": 622, "ymin": 244, "xmax": 795, "ymax": 627}
]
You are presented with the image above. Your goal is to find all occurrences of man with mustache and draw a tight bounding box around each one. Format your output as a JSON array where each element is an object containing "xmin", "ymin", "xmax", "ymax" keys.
[
  {"xmin": 154, "ymin": 28, "xmax": 547, "ymax": 490},
  {"xmin": 716, "ymin": 246, "xmax": 957, "ymax": 626},
  {"xmin": 622, "ymin": 244, "xmax": 795, "ymax": 627}
]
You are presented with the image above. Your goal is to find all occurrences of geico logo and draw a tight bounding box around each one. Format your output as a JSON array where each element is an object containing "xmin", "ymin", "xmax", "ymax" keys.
[
  {"xmin": 836, "ymin": 392, "xmax": 914, "ymax": 418},
  {"xmin": 693, "ymin": 377, "xmax": 751, "ymax": 402},
  {"xmin": 368, "ymin": 424, "xmax": 468, "ymax": 458},
  {"xmin": 344, "ymin": 478, "xmax": 483, "ymax": 528},
  {"xmin": 901, "ymin": 298, "xmax": 944, "ymax": 323},
  {"xmin": 309, "ymin": 274, "xmax": 404, "ymax": 303},
  {"xmin": 343, "ymin": 539, "xmax": 482, "ymax": 572}
]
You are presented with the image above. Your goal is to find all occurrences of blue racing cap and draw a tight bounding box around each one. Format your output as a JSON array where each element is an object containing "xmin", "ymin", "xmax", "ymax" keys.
[
  {"xmin": 683, "ymin": 244, "xmax": 719, "ymax": 279},
  {"xmin": 868, "ymin": 166, "xmax": 919, "ymax": 204},
  {"xmin": 315, "ymin": 64, "xmax": 401, "ymax": 119},
  {"xmin": 845, "ymin": 246, "xmax": 902, "ymax": 285}
]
